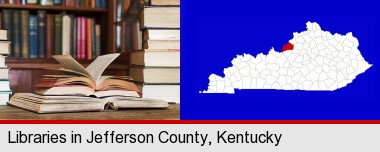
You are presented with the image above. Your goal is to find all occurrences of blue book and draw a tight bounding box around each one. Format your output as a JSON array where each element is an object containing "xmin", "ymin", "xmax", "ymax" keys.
[
  {"xmin": 95, "ymin": 0, "xmax": 101, "ymax": 8},
  {"xmin": 37, "ymin": 11, "xmax": 46, "ymax": 58},
  {"xmin": 53, "ymin": 0, "xmax": 62, "ymax": 5},
  {"xmin": 101, "ymin": 0, "xmax": 107, "ymax": 8},
  {"xmin": 29, "ymin": 15, "xmax": 38, "ymax": 58}
]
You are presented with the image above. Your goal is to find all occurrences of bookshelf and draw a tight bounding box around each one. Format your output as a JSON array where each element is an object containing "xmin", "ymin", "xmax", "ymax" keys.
[{"xmin": 0, "ymin": 0, "xmax": 131, "ymax": 93}]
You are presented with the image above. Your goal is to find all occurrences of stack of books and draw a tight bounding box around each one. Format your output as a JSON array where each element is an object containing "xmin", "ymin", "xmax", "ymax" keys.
[
  {"xmin": 0, "ymin": 29, "xmax": 11, "ymax": 105},
  {"xmin": 7, "ymin": 53, "xmax": 169, "ymax": 113},
  {"xmin": 0, "ymin": 0, "xmax": 108, "ymax": 8},
  {"xmin": 1, "ymin": 9, "xmax": 101, "ymax": 59},
  {"xmin": 130, "ymin": 0, "xmax": 180, "ymax": 103}
]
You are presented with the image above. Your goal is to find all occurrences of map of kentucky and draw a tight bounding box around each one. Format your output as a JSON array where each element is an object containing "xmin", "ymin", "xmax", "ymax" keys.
[{"xmin": 201, "ymin": 22, "xmax": 372, "ymax": 94}]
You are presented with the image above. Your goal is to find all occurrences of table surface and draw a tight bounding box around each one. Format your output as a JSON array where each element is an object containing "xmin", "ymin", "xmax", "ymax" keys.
[{"xmin": 0, "ymin": 104, "xmax": 179, "ymax": 120}]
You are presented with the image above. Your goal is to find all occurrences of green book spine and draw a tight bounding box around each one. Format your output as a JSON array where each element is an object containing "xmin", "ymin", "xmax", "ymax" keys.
[
  {"xmin": 12, "ymin": 10, "xmax": 21, "ymax": 58},
  {"xmin": 2, "ymin": 9, "xmax": 12, "ymax": 56},
  {"xmin": 21, "ymin": 10, "xmax": 30, "ymax": 58},
  {"xmin": 54, "ymin": 14, "xmax": 62, "ymax": 55},
  {"xmin": 71, "ymin": 15, "xmax": 77, "ymax": 58},
  {"xmin": 95, "ymin": 24, "xmax": 101, "ymax": 58}
]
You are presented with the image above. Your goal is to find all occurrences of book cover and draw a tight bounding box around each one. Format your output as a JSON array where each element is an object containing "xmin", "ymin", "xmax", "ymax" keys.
[
  {"xmin": 29, "ymin": 15, "xmax": 38, "ymax": 58},
  {"xmin": 12, "ymin": 10, "xmax": 21, "ymax": 58},
  {"xmin": 62, "ymin": 15, "xmax": 71, "ymax": 55},
  {"xmin": 54, "ymin": 14, "xmax": 62, "ymax": 55},
  {"xmin": 20, "ymin": 10, "xmax": 30, "ymax": 58},
  {"xmin": 46, "ymin": 14, "xmax": 54, "ymax": 59},
  {"xmin": 37, "ymin": 10, "xmax": 46, "ymax": 58},
  {"xmin": 80, "ymin": 17, "xmax": 86, "ymax": 59},
  {"xmin": 76, "ymin": 17, "xmax": 81, "ymax": 59}
]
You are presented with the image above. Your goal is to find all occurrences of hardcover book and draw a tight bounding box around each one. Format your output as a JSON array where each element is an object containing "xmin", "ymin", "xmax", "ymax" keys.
[{"xmin": 37, "ymin": 11, "xmax": 47, "ymax": 58}]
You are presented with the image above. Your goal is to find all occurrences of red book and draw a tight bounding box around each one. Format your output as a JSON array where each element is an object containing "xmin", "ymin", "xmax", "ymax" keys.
[
  {"xmin": 15, "ymin": 0, "xmax": 22, "ymax": 4},
  {"xmin": 86, "ymin": 18, "xmax": 92, "ymax": 60},
  {"xmin": 65, "ymin": 0, "xmax": 76, "ymax": 6},
  {"xmin": 81, "ymin": 17, "xmax": 87, "ymax": 60},
  {"xmin": 76, "ymin": 17, "xmax": 81, "ymax": 59},
  {"xmin": 46, "ymin": 14, "xmax": 54, "ymax": 59}
]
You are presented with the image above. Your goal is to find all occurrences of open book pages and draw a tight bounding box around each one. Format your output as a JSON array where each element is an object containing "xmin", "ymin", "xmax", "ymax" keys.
[
  {"xmin": 8, "ymin": 93, "xmax": 170, "ymax": 114},
  {"xmin": 33, "ymin": 86, "xmax": 140, "ymax": 98},
  {"xmin": 52, "ymin": 53, "xmax": 121, "ymax": 86}
]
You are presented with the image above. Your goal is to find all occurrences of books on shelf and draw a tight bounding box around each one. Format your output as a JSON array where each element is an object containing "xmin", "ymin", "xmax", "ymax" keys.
[
  {"xmin": 8, "ymin": 93, "xmax": 169, "ymax": 113},
  {"xmin": 0, "ymin": 9, "xmax": 102, "ymax": 59},
  {"xmin": 140, "ymin": 7, "xmax": 180, "ymax": 29},
  {"xmin": 0, "ymin": 0, "xmax": 108, "ymax": 8},
  {"xmin": 33, "ymin": 54, "xmax": 141, "ymax": 97},
  {"xmin": 0, "ymin": 29, "xmax": 12, "ymax": 105}
]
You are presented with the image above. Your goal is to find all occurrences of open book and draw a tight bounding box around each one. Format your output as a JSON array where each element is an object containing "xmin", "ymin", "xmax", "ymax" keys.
[
  {"xmin": 33, "ymin": 54, "xmax": 141, "ymax": 97},
  {"xmin": 8, "ymin": 93, "xmax": 169, "ymax": 114}
]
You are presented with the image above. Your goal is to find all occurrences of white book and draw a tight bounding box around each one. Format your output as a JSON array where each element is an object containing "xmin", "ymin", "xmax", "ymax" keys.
[{"xmin": 62, "ymin": 15, "xmax": 71, "ymax": 55}]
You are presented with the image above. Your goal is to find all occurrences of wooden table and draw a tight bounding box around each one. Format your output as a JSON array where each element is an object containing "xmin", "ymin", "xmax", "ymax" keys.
[{"xmin": 0, "ymin": 104, "xmax": 179, "ymax": 120}]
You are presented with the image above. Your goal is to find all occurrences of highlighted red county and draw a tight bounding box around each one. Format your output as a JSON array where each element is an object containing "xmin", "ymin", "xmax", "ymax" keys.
[{"xmin": 282, "ymin": 42, "xmax": 294, "ymax": 52}]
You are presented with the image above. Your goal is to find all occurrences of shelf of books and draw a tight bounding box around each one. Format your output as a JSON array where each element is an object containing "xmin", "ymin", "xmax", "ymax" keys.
[{"xmin": 0, "ymin": 0, "xmax": 111, "ymax": 63}]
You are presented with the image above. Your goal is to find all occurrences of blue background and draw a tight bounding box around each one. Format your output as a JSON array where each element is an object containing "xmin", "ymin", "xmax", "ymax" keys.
[{"xmin": 181, "ymin": 0, "xmax": 379, "ymax": 119}]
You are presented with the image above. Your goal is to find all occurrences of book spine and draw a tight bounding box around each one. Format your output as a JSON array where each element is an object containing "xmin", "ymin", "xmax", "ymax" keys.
[
  {"xmin": 86, "ymin": 18, "xmax": 92, "ymax": 60},
  {"xmin": 20, "ymin": 10, "xmax": 30, "ymax": 58},
  {"xmin": 53, "ymin": 0, "xmax": 61, "ymax": 5},
  {"xmin": 15, "ymin": 0, "xmax": 21, "ymax": 4},
  {"xmin": 65, "ymin": 0, "xmax": 75, "ymax": 6},
  {"xmin": 62, "ymin": 15, "xmax": 71, "ymax": 55},
  {"xmin": 95, "ymin": 0, "xmax": 100, "ymax": 8},
  {"xmin": 12, "ymin": 10, "xmax": 21, "ymax": 58},
  {"xmin": 21, "ymin": 0, "xmax": 26, "ymax": 4},
  {"xmin": 81, "ymin": 17, "xmax": 86, "ymax": 59},
  {"xmin": 37, "ymin": 10, "xmax": 46, "ymax": 58},
  {"xmin": 95, "ymin": 24, "xmax": 101, "ymax": 57},
  {"xmin": 71, "ymin": 15, "xmax": 77, "ymax": 58},
  {"xmin": 2, "ymin": 10, "xmax": 12, "ymax": 56},
  {"xmin": 76, "ymin": 17, "xmax": 81, "ymax": 59},
  {"xmin": 71, "ymin": 17, "xmax": 78, "ymax": 58},
  {"xmin": 45, "ymin": 14, "xmax": 54, "ymax": 59},
  {"xmin": 102, "ymin": 0, "xmax": 107, "ymax": 8},
  {"xmin": 0, "ymin": 12, "xmax": 2, "ymax": 29},
  {"xmin": 26, "ymin": 0, "xmax": 37, "ymax": 4},
  {"xmin": 39, "ymin": 0, "xmax": 53, "ymax": 5},
  {"xmin": 29, "ymin": 15, "xmax": 38, "ymax": 58},
  {"xmin": 91, "ymin": 19, "xmax": 96, "ymax": 59},
  {"xmin": 54, "ymin": 14, "xmax": 62, "ymax": 55}
]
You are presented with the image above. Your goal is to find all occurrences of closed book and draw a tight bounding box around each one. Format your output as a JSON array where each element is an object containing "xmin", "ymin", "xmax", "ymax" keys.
[
  {"xmin": 62, "ymin": 15, "xmax": 71, "ymax": 55},
  {"xmin": 0, "ymin": 80, "xmax": 11, "ymax": 91},
  {"xmin": 86, "ymin": 18, "xmax": 92, "ymax": 60},
  {"xmin": 76, "ymin": 17, "xmax": 81, "ymax": 59},
  {"xmin": 2, "ymin": 10, "xmax": 12, "ymax": 47},
  {"xmin": 130, "ymin": 49, "xmax": 180, "ymax": 67},
  {"xmin": 26, "ymin": 0, "xmax": 37, "ymax": 4},
  {"xmin": 0, "ymin": 93, "xmax": 11, "ymax": 106},
  {"xmin": 150, "ymin": 0, "xmax": 180, "ymax": 6},
  {"xmin": 54, "ymin": 14, "xmax": 62, "ymax": 55},
  {"xmin": 0, "ymin": 41, "xmax": 10, "ymax": 55},
  {"xmin": 129, "ymin": 66, "xmax": 180, "ymax": 84},
  {"xmin": 39, "ymin": 0, "xmax": 53, "ymax": 5},
  {"xmin": 53, "ymin": 0, "xmax": 62, "ymax": 5},
  {"xmin": 20, "ymin": 10, "xmax": 30, "ymax": 58},
  {"xmin": 141, "ymin": 7, "xmax": 180, "ymax": 29},
  {"xmin": 0, "ymin": 29, "xmax": 8, "ymax": 41},
  {"xmin": 65, "ymin": 0, "xmax": 75, "ymax": 6},
  {"xmin": 143, "ymin": 29, "xmax": 180, "ymax": 41},
  {"xmin": 80, "ymin": 17, "xmax": 86, "ymax": 59},
  {"xmin": 12, "ymin": 10, "xmax": 21, "ymax": 57},
  {"xmin": 143, "ymin": 40, "xmax": 180, "ymax": 50},
  {"xmin": 101, "ymin": 0, "xmax": 107, "ymax": 8},
  {"xmin": 29, "ymin": 15, "xmax": 38, "ymax": 58},
  {"xmin": 137, "ymin": 84, "xmax": 180, "ymax": 103},
  {"xmin": 0, "ymin": 12, "xmax": 2, "ymax": 29},
  {"xmin": 15, "ymin": 0, "xmax": 21, "ymax": 4},
  {"xmin": 91, "ymin": 19, "xmax": 96, "ymax": 58},
  {"xmin": 0, "ymin": 68, "xmax": 9, "ymax": 79},
  {"xmin": 94, "ymin": 24, "xmax": 101, "ymax": 57},
  {"xmin": 37, "ymin": 10, "xmax": 46, "ymax": 58},
  {"xmin": 72, "ymin": 16, "xmax": 77, "ymax": 58},
  {"xmin": 0, "ymin": 56, "xmax": 6, "ymax": 67},
  {"xmin": 46, "ymin": 14, "xmax": 54, "ymax": 59},
  {"xmin": 95, "ymin": 0, "xmax": 100, "ymax": 7}
]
